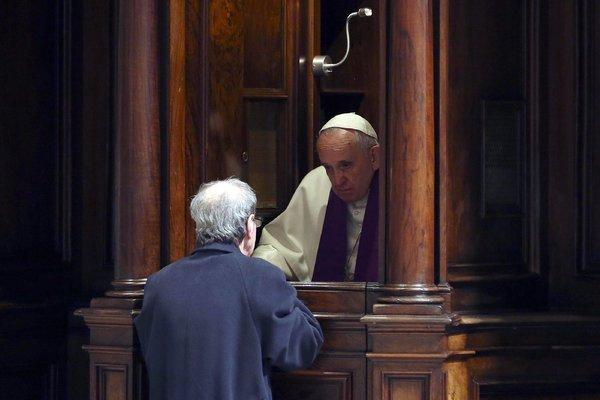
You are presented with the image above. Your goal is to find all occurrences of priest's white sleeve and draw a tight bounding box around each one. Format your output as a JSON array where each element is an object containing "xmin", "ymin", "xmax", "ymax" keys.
[{"xmin": 252, "ymin": 167, "xmax": 331, "ymax": 282}]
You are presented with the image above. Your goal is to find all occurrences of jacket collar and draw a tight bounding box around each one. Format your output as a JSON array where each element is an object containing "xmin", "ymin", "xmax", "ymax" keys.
[{"xmin": 191, "ymin": 241, "xmax": 240, "ymax": 255}]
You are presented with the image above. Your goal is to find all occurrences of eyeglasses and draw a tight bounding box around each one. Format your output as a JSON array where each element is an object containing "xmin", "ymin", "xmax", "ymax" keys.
[{"xmin": 254, "ymin": 216, "xmax": 263, "ymax": 228}]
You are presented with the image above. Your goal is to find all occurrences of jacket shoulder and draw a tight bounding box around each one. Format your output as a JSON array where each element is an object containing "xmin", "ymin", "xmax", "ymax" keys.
[{"xmin": 238, "ymin": 253, "xmax": 287, "ymax": 281}]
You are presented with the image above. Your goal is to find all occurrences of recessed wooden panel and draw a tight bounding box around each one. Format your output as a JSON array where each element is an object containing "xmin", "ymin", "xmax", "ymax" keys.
[
  {"xmin": 272, "ymin": 354, "xmax": 365, "ymax": 400},
  {"xmin": 386, "ymin": 375, "xmax": 428, "ymax": 400},
  {"xmin": 243, "ymin": 0, "xmax": 285, "ymax": 90},
  {"xmin": 446, "ymin": 0, "xmax": 530, "ymax": 273},
  {"xmin": 207, "ymin": 0, "xmax": 245, "ymax": 180},
  {"xmin": 205, "ymin": 0, "xmax": 299, "ymax": 221},
  {"xmin": 296, "ymin": 289, "xmax": 365, "ymax": 314},
  {"xmin": 476, "ymin": 379, "xmax": 600, "ymax": 400},
  {"xmin": 481, "ymin": 101, "xmax": 524, "ymax": 217},
  {"xmin": 245, "ymin": 100, "xmax": 285, "ymax": 209},
  {"xmin": 98, "ymin": 365, "xmax": 127, "ymax": 400},
  {"xmin": 272, "ymin": 371, "xmax": 351, "ymax": 400},
  {"xmin": 547, "ymin": 0, "xmax": 600, "ymax": 310},
  {"xmin": 578, "ymin": 0, "xmax": 600, "ymax": 275}
]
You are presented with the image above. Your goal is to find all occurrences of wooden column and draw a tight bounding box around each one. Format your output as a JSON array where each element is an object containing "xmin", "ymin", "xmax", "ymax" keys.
[
  {"xmin": 76, "ymin": 1, "xmax": 162, "ymax": 399},
  {"xmin": 363, "ymin": 2, "xmax": 460, "ymax": 399},
  {"xmin": 111, "ymin": 0, "xmax": 161, "ymax": 285},
  {"xmin": 386, "ymin": 0, "xmax": 435, "ymax": 285}
]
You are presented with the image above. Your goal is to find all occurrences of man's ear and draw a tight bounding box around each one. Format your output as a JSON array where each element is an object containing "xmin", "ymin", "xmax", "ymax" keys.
[
  {"xmin": 239, "ymin": 214, "xmax": 257, "ymax": 256},
  {"xmin": 370, "ymin": 144, "xmax": 380, "ymax": 170},
  {"xmin": 245, "ymin": 214, "xmax": 256, "ymax": 242}
]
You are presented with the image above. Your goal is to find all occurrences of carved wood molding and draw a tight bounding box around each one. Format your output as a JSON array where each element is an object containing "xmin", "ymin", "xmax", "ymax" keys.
[
  {"xmin": 472, "ymin": 376, "xmax": 600, "ymax": 398},
  {"xmin": 575, "ymin": 0, "xmax": 600, "ymax": 276},
  {"xmin": 272, "ymin": 370, "xmax": 352, "ymax": 400}
]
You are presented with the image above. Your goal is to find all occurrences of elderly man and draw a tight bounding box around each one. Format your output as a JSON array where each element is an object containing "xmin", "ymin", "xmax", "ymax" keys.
[
  {"xmin": 254, "ymin": 112, "xmax": 379, "ymax": 282},
  {"xmin": 135, "ymin": 178, "xmax": 323, "ymax": 400}
]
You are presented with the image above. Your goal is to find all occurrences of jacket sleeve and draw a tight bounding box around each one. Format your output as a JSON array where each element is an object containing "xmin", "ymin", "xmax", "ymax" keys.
[{"xmin": 244, "ymin": 261, "xmax": 324, "ymax": 371}]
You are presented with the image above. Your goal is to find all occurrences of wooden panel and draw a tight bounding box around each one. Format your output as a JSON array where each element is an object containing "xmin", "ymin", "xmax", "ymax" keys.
[
  {"xmin": 547, "ymin": 0, "xmax": 600, "ymax": 309},
  {"xmin": 386, "ymin": 375, "xmax": 428, "ymax": 400},
  {"xmin": 99, "ymin": 365, "xmax": 127, "ymax": 400},
  {"xmin": 297, "ymin": 288, "xmax": 365, "ymax": 314},
  {"xmin": 245, "ymin": 100, "xmax": 285, "ymax": 209},
  {"xmin": 481, "ymin": 101, "xmax": 525, "ymax": 217},
  {"xmin": 205, "ymin": 0, "xmax": 299, "ymax": 220},
  {"xmin": 243, "ymin": 0, "xmax": 285, "ymax": 90},
  {"xmin": 272, "ymin": 371, "xmax": 351, "ymax": 400},
  {"xmin": 475, "ymin": 379, "xmax": 600, "ymax": 400},
  {"xmin": 370, "ymin": 360, "xmax": 444, "ymax": 400},
  {"xmin": 207, "ymin": 0, "xmax": 244, "ymax": 180},
  {"xmin": 185, "ymin": 0, "xmax": 207, "ymax": 253},
  {"xmin": 445, "ymin": 0, "xmax": 530, "ymax": 270},
  {"xmin": 577, "ymin": 0, "xmax": 600, "ymax": 275},
  {"xmin": 295, "ymin": 284, "xmax": 366, "ymax": 353},
  {"xmin": 272, "ymin": 354, "xmax": 365, "ymax": 400},
  {"xmin": 166, "ymin": 0, "xmax": 188, "ymax": 263}
]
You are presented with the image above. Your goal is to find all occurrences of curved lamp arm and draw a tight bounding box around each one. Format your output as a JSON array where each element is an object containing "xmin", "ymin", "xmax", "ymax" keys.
[{"xmin": 312, "ymin": 8, "xmax": 373, "ymax": 76}]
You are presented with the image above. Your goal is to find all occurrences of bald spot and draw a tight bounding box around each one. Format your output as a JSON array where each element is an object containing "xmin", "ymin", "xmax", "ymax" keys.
[{"xmin": 202, "ymin": 181, "xmax": 242, "ymax": 203}]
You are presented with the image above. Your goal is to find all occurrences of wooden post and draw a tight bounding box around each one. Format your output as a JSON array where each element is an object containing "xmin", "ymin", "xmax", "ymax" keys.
[
  {"xmin": 363, "ymin": 2, "xmax": 460, "ymax": 399},
  {"xmin": 76, "ymin": 1, "xmax": 161, "ymax": 399}
]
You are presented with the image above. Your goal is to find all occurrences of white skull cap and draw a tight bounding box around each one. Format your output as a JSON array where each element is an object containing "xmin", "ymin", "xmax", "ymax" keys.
[{"xmin": 319, "ymin": 112, "xmax": 378, "ymax": 140}]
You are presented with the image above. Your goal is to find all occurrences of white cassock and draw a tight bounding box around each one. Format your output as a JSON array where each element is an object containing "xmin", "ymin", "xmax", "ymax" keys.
[
  {"xmin": 252, "ymin": 166, "xmax": 330, "ymax": 281},
  {"xmin": 253, "ymin": 166, "xmax": 366, "ymax": 282}
]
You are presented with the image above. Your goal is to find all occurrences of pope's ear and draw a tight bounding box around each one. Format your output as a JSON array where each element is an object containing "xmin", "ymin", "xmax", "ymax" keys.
[{"xmin": 370, "ymin": 144, "xmax": 380, "ymax": 170}]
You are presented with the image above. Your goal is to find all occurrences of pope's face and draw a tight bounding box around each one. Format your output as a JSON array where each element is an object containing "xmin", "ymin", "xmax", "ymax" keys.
[{"xmin": 317, "ymin": 129, "xmax": 379, "ymax": 203}]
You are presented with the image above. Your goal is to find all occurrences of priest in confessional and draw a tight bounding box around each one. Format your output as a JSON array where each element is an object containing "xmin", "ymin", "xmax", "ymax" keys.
[{"xmin": 253, "ymin": 113, "xmax": 380, "ymax": 282}]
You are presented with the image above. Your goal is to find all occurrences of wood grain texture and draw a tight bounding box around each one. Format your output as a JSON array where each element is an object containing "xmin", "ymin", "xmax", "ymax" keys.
[
  {"xmin": 166, "ymin": 0, "xmax": 187, "ymax": 263},
  {"xmin": 113, "ymin": 0, "xmax": 161, "ymax": 280},
  {"xmin": 273, "ymin": 355, "xmax": 365, "ymax": 400},
  {"xmin": 184, "ymin": 0, "xmax": 207, "ymax": 254},
  {"xmin": 386, "ymin": 0, "xmax": 435, "ymax": 284},
  {"xmin": 575, "ymin": 0, "xmax": 600, "ymax": 275},
  {"xmin": 547, "ymin": 0, "xmax": 600, "ymax": 309},
  {"xmin": 445, "ymin": 1, "xmax": 528, "ymax": 269},
  {"xmin": 437, "ymin": 0, "xmax": 449, "ymax": 285}
]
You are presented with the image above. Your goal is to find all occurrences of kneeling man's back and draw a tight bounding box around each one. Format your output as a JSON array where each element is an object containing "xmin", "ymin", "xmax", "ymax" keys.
[{"xmin": 134, "ymin": 178, "xmax": 323, "ymax": 400}]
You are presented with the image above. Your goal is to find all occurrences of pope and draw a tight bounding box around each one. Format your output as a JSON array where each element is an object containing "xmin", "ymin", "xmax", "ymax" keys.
[{"xmin": 253, "ymin": 113, "xmax": 380, "ymax": 282}]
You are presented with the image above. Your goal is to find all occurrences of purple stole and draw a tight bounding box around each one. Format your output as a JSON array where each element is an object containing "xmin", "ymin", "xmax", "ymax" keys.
[{"xmin": 312, "ymin": 173, "xmax": 379, "ymax": 281}]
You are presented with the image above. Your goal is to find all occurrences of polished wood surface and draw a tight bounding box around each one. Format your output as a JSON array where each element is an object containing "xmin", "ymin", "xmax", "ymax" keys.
[
  {"xmin": 166, "ymin": 0, "xmax": 188, "ymax": 263},
  {"xmin": 52, "ymin": 0, "xmax": 600, "ymax": 399},
  {"xmin": 442, "ymin": 0, "xmax": 545, "ymax": 311},
  {"xmin": 445, "ymin": 0, "xmax": 530, "ymax": 272},
  {"xmin": 113, "ymin": 0, "xmax": 161, "ymax": 281},
  {"xmin": 386, "ymin": 0, "xmax": 435, "ymax": 285},
  {"xmin": 547, "ymin": 0, "xmax": 600, "ymax": 310}
]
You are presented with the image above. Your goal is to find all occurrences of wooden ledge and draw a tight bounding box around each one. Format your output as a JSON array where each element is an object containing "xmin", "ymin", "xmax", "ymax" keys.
[{"xmin": 456, "ymin": 311, "xmax": 600, "ymax": 328}]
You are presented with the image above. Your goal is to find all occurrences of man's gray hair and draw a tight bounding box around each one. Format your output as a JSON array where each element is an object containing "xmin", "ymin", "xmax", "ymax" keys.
[
  {"xmin": 190, "ymin": 178, "xmax": 257, "ymax": 247},
  {"xmin": 318, "ymin": 128, "xmax": 378, "ymax": 154}
]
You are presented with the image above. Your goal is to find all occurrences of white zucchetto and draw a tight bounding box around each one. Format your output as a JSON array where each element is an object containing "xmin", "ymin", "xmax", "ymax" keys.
[{"xmin": 319, "ymin": 112, "xmax": 378, "ymax": 140}]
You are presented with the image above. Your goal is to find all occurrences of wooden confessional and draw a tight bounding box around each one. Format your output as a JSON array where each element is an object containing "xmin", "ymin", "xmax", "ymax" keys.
[{"xmin": 2, "ymin": 1, "xmax": 600, "ymax": 399}]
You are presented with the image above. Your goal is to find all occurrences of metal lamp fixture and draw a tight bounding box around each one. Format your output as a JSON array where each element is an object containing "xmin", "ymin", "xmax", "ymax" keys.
[{"xmin": 312, "ymin": 8, "xmax": 373, "ymax": 76}]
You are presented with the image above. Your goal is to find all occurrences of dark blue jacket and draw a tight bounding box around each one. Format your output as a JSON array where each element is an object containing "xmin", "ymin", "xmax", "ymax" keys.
[{"xmin": 134, "ymin": 242, "xmax": 323, "ymax": 400}]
